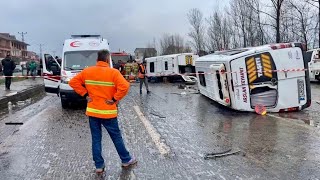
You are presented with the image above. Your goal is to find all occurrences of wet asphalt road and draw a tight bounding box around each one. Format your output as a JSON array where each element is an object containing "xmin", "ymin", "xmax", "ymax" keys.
[{"xmin": 0, "ymin": 82, "xmax": 320, "ymax": 180}]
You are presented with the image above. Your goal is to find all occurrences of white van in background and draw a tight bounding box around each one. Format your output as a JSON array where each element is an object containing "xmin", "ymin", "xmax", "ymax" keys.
[
  {"xmin": 195, "ymin": 43, "xmax": 311, "ymax": 112},
  {"xmin": 305, "ymin": 48, "xmax": 320, "ymax": 81},
  {"xmin": 145, "ymin": 53, "xmax": 199, "ymax": 83},
  {"xmin": 42, "ymin": 35, "xmax": 113, "ymax": 108}
]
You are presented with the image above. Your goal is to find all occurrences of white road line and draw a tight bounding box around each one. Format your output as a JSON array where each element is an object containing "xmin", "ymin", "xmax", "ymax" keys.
[{"xmin": 133, "ymin": 105, "xmax": 170, "ymax": 156}]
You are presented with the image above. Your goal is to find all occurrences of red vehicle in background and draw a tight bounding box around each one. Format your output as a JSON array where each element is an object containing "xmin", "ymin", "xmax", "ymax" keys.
[{"xmin": 111, "ymin": 52, "xmax": 133, "ymax": 75}]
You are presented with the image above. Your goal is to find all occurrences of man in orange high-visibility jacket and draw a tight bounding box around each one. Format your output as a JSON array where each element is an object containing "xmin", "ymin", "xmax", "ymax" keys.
[
  {"xmin": 69, "ymin": 50, "xmax": 137, "ymax": 174},
  {"xmin": 137, "ymin": 59, "xmax": 150, "ymax": 94}
]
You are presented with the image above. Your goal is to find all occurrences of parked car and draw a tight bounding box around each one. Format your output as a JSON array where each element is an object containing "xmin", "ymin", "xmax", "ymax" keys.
[{"xmin": 14, "ymin": 65, "xmax": 22, "ymax": 72}]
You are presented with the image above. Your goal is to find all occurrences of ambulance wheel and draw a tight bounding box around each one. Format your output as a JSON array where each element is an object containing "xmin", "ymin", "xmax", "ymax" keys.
[{"xmin": 61, "ymin": 99, "xmax": 69, "ymax": 109}]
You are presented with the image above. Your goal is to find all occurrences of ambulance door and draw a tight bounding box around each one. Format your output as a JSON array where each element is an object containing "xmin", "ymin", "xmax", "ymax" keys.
[{"xmin": 42, "ymin": 54, "xmax": 61, "ymax": 93}]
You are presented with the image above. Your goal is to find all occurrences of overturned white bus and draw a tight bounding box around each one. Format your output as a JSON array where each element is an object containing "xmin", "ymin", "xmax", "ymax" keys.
[{"xmin": 195, "ymin": 43, "xmax": 311, "ymax": 112}]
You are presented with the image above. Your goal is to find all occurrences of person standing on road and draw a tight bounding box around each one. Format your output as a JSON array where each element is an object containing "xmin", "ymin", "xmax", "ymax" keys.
[
  {"xmin": 1, "ymin": 53, "xmax": 16, "ymax": 90},
  {"xmin": 137, "ymin": 59, "xmax": 150, "ymax": 94},
  {"xmin": 29, "ymin": 60, "xmax": 37, "ymax": 80},
  {"xmin": 124, "ymin": 61, "xmax": 132, "ymax": 80},
  {"xmin": 69, "ymin": 50, "xmax": 137, "ymax": 174},
  {"xmin": 26, "ymin": 61, "xmax": 30, "ymax": 78}
]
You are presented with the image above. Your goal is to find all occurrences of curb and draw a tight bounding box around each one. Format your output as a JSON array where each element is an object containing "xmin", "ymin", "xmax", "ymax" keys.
[{"xmin": 0, "ymin": 84, "xmax": 45, "ymax": 109}]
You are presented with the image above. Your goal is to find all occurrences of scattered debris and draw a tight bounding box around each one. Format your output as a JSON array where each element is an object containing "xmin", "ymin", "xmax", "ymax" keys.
[
  {"xmin": 5, "ymin": 122, "xmax": 23, "ymax": 125},
  {"xmin": 181, "ymin": 92, "xmax": 187, "ymax": 95},
  {"xmin": 150, "ymin": 112, "xmax": 166, "ymax": 119},
  {"xmin": 12, "ymin": 129, "xmax": 19, "ymax": 135},
  {"xmin": 204, "ymin": 149, "xmax": 244, "ymax": 160},
  {"xmin": 178, "ymin": 84, "xmax": 186, "ymax": 89}
]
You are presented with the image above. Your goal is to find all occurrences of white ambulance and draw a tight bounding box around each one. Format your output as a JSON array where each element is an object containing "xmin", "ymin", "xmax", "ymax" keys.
[
  {"xmin": 42, "ymin": 35, "xmax": 112, "ymax": 108},
  {"xmin": 305, "ymin": 48, "xmax": 320, "ymax": 81},
  {"xmin": 195, "ymin": 43, "xmax": 311, "ymax": 112},
  {"xmin": 145, "ymin": 53, "xmax": 199, "ymax": 83}
]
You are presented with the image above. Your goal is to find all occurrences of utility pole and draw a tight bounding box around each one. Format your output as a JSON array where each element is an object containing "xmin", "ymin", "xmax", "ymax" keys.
[
  {"xmin": 39, "ymin": 44, "xmax": 44, "ymax": 59},
  {"xmin": 18, "ymin": 32, "xmax": 27, "ymax": 42}
]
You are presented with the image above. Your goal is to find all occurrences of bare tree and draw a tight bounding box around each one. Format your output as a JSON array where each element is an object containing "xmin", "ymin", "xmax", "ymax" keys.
[
  {"xmin": 287, "ymin": 0, "xmax": 317, "ymax": 48},
  {"xmin": 187, "ymin": 8, "xmax": 206, "ymax": 53},
  {"xmin": 305, "ymin": 0, "xmax": 320, "ymax": 47},
  {"xmin": 159, "ymin": 34, "xmax": 190, "ymax": 55},
  {"xmin": 247, "ymin": 0, "xmax": 285, "ymax": 43},
  {"xmin": 272, "ymin": 0, "xmax": 286, "ymax": 42},
  {"xmin": 228, "ymin": 0, "xmax": 264, "ymax": 47},
  {"xmin": 207, "ymin": 11, "xmax": 232, "ymax": 51}
]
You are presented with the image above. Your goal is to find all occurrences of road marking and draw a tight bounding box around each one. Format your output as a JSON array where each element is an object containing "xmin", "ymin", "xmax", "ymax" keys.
[{"xmin": 133, "ymin": 105, "xmax": 170, "ymax": 156}]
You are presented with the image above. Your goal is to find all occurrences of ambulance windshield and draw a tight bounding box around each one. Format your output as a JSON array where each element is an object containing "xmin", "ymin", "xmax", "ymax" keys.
[{"xmin": 64, "ymin": 51, "xmax": 98, "ymax": 70}]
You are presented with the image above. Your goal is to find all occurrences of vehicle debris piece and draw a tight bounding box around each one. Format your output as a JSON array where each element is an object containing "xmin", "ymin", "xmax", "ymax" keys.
[
  {"xmin": 5, "ymin": 122, "xmax": 23, "ymax": 125},
  {"xmin": 204, "ymin": 149, "xmax": 243, "ymax": 160}
]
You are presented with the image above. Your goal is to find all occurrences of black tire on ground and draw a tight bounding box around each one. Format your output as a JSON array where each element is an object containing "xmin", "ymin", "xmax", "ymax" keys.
[{"xmin": 61, "ymin": 99, "xmax": 69, "ymax": 109}]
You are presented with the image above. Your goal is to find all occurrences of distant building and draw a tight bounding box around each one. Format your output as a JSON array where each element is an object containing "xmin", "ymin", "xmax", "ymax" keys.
[
  {"xmin": 0, "ymin": 33, "xmax": 29, "ymax": 60},
  {"xmin": 134, "ymin": 48, "xmax": 157, "ymax": 60},
  {"xmin": 27, "ymin": 51, "xmax": 39, "ymax": 61}
]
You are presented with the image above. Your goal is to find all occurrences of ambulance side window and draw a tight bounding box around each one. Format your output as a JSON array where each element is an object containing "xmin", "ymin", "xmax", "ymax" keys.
[
  {"xmin": 198, "ymin": 71, "xmax": 206, "ymax": 86},
  {"xmin": 150, "ymin": 62, "xmax": 155, "ymax": 73}
]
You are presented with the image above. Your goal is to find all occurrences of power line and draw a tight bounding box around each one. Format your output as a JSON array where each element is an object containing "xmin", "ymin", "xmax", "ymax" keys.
[{"xmin": 18, "ymin": 32, "xmax": 27, "ymax": 42}]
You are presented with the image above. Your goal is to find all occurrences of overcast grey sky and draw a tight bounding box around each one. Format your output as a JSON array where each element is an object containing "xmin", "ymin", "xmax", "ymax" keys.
[{"xmin": 1, "ymin": 0, "xmax": 229, "ymax": 56}]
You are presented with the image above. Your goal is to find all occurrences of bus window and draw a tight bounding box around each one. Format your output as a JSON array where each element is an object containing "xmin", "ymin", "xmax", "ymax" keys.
[
  {"xmin": 150, "ymin": 62, "xmax": 155, "ymax": 73},
  {"xmin": 165, "ymin": 61, "xmax": 168, "ymax": 70},
  {"xmin": 198, "ymin": 71, "xmax": 206, "ymax": 86}
]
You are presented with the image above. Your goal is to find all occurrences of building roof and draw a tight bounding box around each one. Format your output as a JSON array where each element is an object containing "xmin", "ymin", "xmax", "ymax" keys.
[
  {"xmin": 134, "ymin": 48, "xmax": 157, "ymax": 53},
  {"xmin": 0, "ymin": 33, "xmax": 30, "ymax": 46}
]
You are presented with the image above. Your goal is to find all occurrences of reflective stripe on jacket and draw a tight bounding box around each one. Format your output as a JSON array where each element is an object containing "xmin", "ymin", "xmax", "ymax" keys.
[
  {"xmin": 69, "ymin": 61, "xmax": 130, "ymax": 119},
  {"xmin": 124, "ymin": 63, "xmax": 132, "ymax": 72},
  {"xmin": 138, "ymin": 64, "xmax": 145, "ymax": 79},
  {"xmin": 132, "ymin": 63, "xmax": 139, "ymax": 73}
]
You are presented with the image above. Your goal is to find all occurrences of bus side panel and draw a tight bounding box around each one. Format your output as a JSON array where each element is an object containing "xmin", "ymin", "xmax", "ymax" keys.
[{"xmin": 230, "ymin": 57, "xmax": 252, "ymax": 111}]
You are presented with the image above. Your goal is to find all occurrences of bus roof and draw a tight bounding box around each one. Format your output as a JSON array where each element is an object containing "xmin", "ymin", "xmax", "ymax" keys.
[
  {"xmin": 146, "ymin": 53, "xmax": 196, "ymax": 60},
  {"xmin": 196, "ymin": 43, "xmax": 302, "ymax": 62},
  {"xmin": 111, "ymin": 52, "xmax": 130, "ymax": 56}
]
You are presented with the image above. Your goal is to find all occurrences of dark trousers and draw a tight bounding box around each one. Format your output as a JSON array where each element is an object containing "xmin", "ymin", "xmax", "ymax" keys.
[
  {"xmin": 139, "ymin": 78, "xmax": 149, "ymax": 92},
  {"xmin": 5, "ymin": 77, "xmax": 12, "ymax": 90},
  {"xmin": 89, "ymin": 117, "xmax": 131, "ymax": 168}
]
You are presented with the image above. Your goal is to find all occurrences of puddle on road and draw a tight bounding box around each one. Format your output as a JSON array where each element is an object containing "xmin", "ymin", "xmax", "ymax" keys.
[
  {"xmin": 0, "ymin": 93, "xmax": 45, "ymax": 119},
  {"xmin": 274, "ymin": 108, "xmax": 320, "ymax": 128}
]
